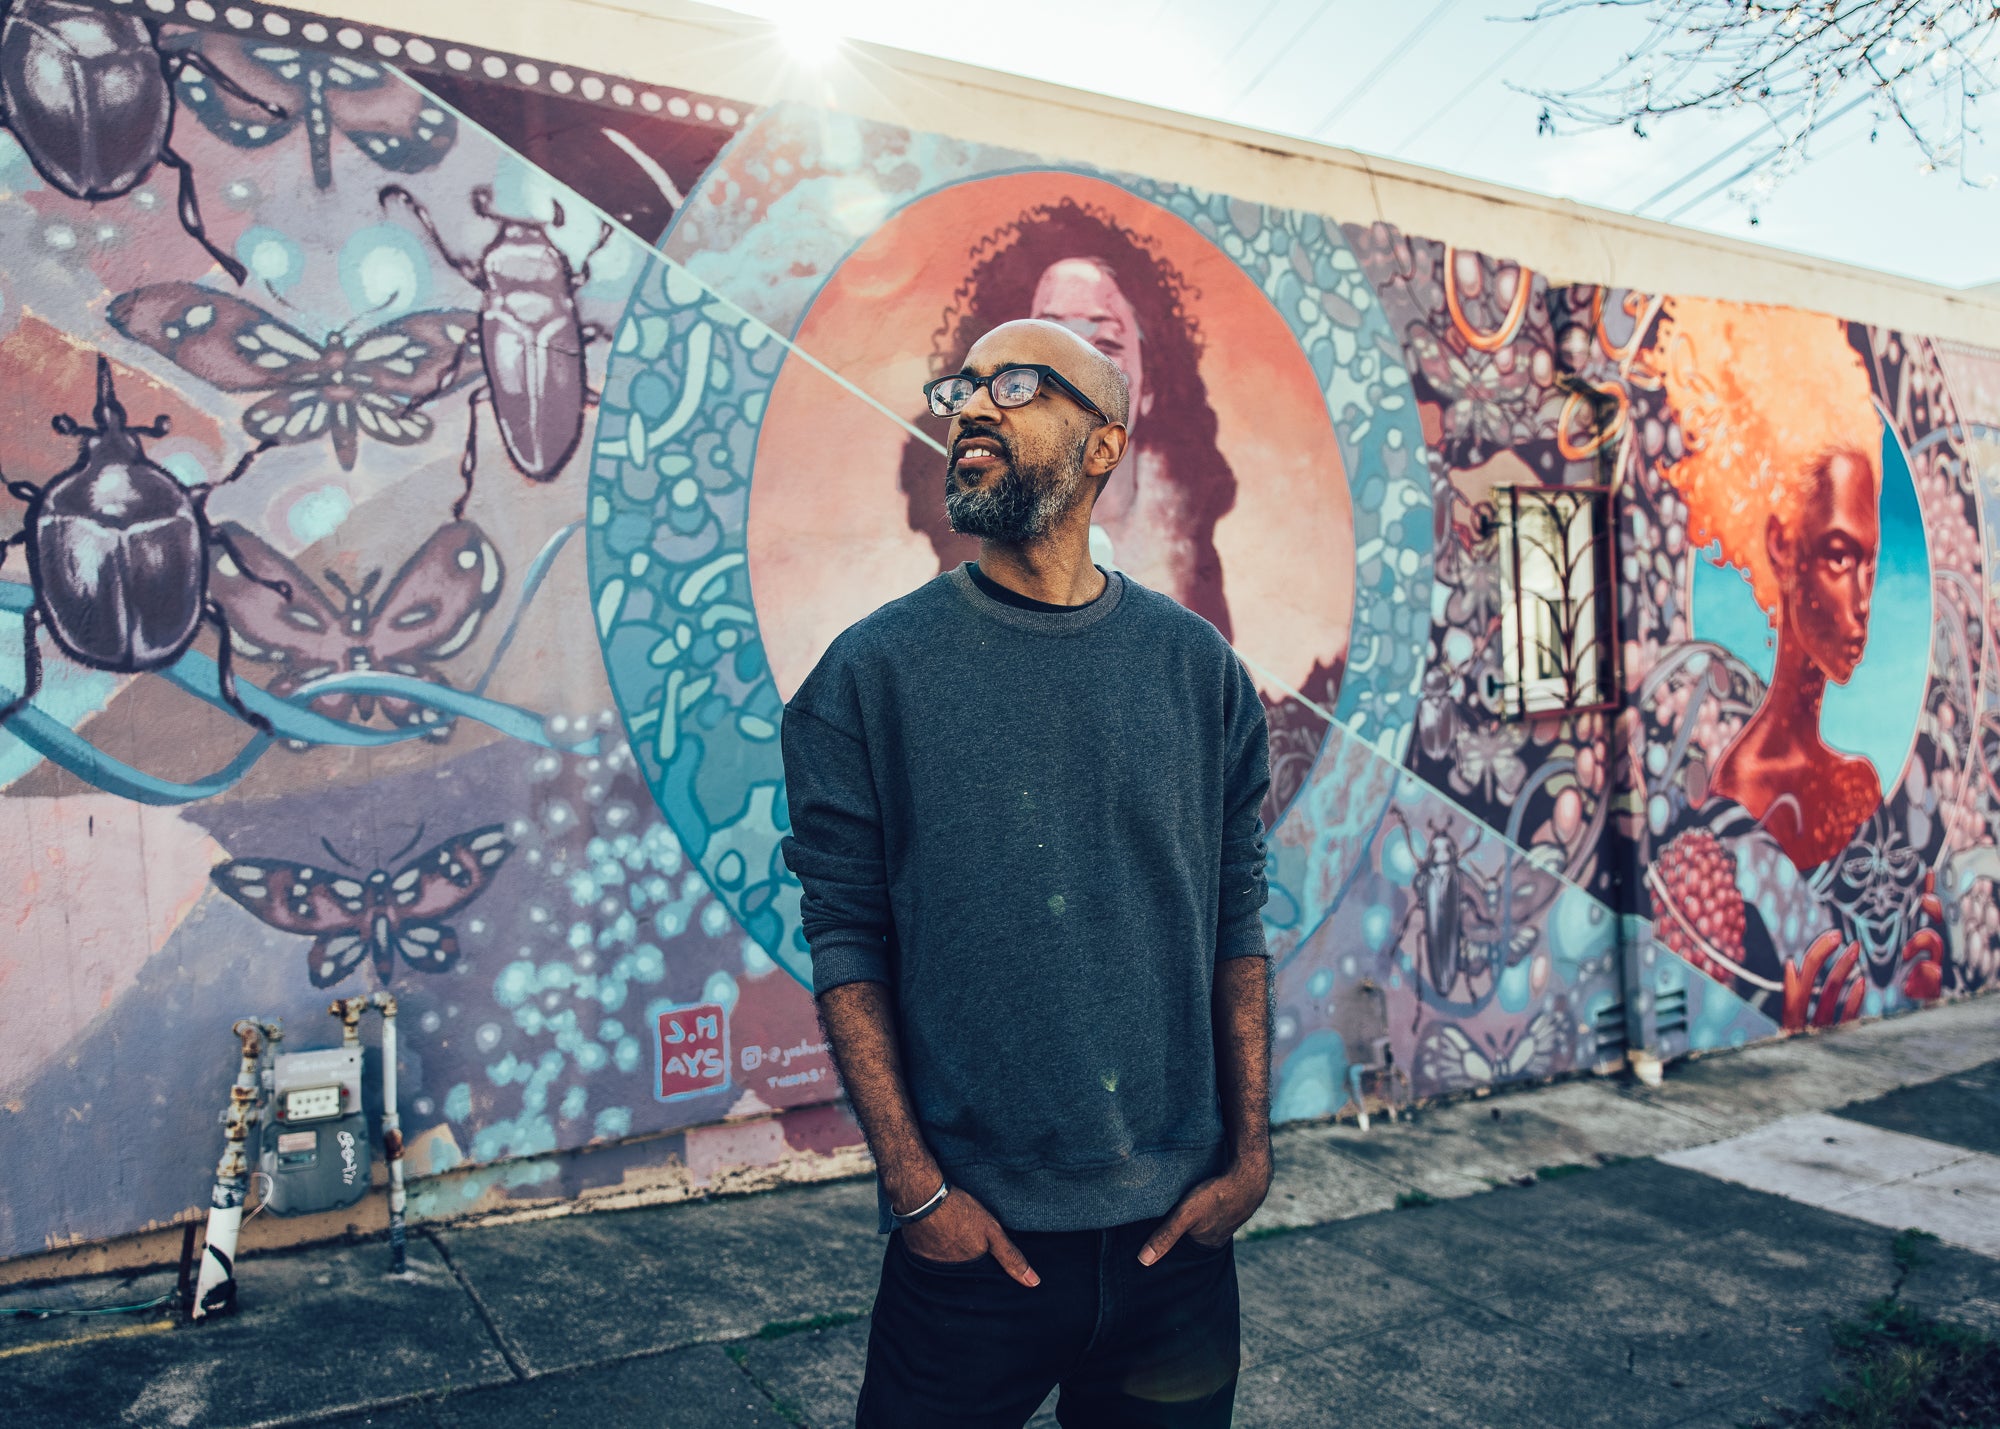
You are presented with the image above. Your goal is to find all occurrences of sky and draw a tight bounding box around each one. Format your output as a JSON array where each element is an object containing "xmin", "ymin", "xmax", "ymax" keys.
[{"xmin": 680, "ymin": 0, "xmax": 2000, "ymax": 290}]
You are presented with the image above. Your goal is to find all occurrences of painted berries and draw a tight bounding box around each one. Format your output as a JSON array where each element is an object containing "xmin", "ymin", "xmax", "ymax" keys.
[{"xmin": 1653, "ymin": 829, "xmax": 1747, "ymax": 985}]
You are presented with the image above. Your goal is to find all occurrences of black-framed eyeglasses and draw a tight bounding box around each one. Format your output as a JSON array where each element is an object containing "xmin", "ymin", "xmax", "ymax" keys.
[{"xmin": 923, "ymin": 364, "xmax": 1109, "ymax": 423}]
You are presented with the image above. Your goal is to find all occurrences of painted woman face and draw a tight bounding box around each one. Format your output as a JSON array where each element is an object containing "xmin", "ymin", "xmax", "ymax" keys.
[
  {"xmin": 1030, "ymin": 258, "xmax": 1147, "ymax": 433},
  {"xmin": 1770, "ymin": 448, "xmax": 1880, "ymax": 686}
]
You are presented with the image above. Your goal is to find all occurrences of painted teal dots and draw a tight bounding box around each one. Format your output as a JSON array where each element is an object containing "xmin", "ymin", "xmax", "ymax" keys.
[
  {"xmin": 494, "ymin": 961, "xmax": 538, "ymax": 1009},
  {"xmin": 596, "ymin": 909, "xmax": 638, "ymax": 950},
  {"xmin": 444, "ymin": 1083, "xmax": 473, "ymax": 1121},
  {"xmin": 1382, "ymin": 832, "xmax": 1418, "ymax": 885},
  {"xmin": 715, "ymin": 850, "xmax": 746, "ymax": 888},
  {"xmin": 520, "ymin": 1077, "xmax": 550, "ymax": 1115},
  {"xmin": 1652, "ymin": 947, "xmax": 1688, "ymax": 994},
  {"xmin": 1272, "ymin": 1031, "xmax": 1348, "ymax": 1120},
  {"xmin": 1307, "ymin": 968, "xmax": 1334, "ymax": 998},
  {"xmin": 615, "ymin": 1037, "xmax": 641, "ymax": 1073},
  {"xmin": 630, "ymin": 944, "xmax": 665, "ymax": 980},
  {"xmin": 1363, "ymin": 902, "xmax": 1393, "ymax": 950},
  {"xmin": 703, "ymin": 969, "xmax": 740, "ymax": 1013},
  {"xmin": 1647, "ymin": 795, "xmax": 1671, "ymax": 835},
  {"xmin": 560, "ymin": 1085, "xmax": 589, "ymax": 1121},
  {"xmin": 1548, "ymin": 886, "xmax": 1614, "ymax": 975}
]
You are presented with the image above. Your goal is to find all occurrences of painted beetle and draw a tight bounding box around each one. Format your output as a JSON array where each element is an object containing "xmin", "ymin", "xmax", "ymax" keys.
[
  {"xmin": 379, "ymin": 184, "xmax": 612, "ymax": 517},
  {"xmin": 1377, "ymin": 808, "xmax": 1544, "ymax": 1029},
  {"xmin": 1384, "ymin": 808, "xmax": 1489, "ymax": 1002},
  {"xmin": 0, "ymin": 356, "xmax": 286, "ymax": 732},
  {"xmin": 0, "ymin": 0, "xmax": 283, "ymax": 282},
  {"xmin": 1414, "ymin": 634, "xmax": 1499, "ymax": 764}
]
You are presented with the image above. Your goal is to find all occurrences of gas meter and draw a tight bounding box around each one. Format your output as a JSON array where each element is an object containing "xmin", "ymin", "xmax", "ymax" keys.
[
  {"xmin": 256, "ymin": 1044, "xmax": 370, "ymax": 1216},
  {"xmin": 193, "ymin": 996, "xmax": 410, "ymax": 1321}
]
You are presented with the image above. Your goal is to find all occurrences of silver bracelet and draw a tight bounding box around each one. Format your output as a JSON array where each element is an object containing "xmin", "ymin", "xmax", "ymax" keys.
[{"xmin": 890, "ymin": 1179, "xmax": 949, "ymax": 1226}]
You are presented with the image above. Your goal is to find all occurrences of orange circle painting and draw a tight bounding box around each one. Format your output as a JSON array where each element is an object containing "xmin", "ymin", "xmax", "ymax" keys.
[{"xmin": 747, "ymin": 172, "xmax": 1356, "ymax": 808}]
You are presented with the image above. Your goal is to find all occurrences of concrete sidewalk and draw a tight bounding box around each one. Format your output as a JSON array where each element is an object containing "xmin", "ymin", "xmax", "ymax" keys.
[{"xmin": 3, "ymin": 996, "xmax": 1997, "ymax": 1428}]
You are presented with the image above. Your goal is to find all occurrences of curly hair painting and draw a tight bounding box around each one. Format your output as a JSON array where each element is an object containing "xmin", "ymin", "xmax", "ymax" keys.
[
  {"xmin": 1657, "ymin": 297, "xmax": 1887, "ymax": 869},
  {"xmin": 897, "ymin": 197, "xmax": 1241, "ymax": 639}
]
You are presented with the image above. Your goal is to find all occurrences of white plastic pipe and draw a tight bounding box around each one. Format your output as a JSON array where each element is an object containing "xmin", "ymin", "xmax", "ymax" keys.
[
  {"xmin": 372, "ymin": 992, "xmax": 408, "ymax": 1274},
  {"xmin": 193, "ymin": 1020, "xmax": 274, "ymax": 1320}
]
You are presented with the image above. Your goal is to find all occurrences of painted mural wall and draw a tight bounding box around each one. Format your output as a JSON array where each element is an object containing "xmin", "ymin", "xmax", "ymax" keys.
[{"xmin": 0, "ymin": 0, "xmax": 1994, "ymax": 1264}]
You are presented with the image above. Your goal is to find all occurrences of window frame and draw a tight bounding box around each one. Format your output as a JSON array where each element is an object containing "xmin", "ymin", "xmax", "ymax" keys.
[{"xmin": 1495, "ymin": 481, "xmax": 1620, "ymax": 720}]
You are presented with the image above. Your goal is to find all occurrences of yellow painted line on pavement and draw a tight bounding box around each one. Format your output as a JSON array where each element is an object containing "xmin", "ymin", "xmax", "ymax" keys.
[{"xmin": 0, "ymin": 1316, "xmax": 176, "ymax": 1360}]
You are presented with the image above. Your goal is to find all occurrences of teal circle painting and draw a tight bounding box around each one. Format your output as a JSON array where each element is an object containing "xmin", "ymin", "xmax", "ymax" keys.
[{"xmin": 586, "ymin": 105, "xmax": 1433, "ymax": 988}]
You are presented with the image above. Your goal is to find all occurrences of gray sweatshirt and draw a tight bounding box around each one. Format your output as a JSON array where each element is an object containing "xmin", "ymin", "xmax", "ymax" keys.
[{"xmin": 778, "ymin": 564, "xmax": 1271, "ymax": 1232}]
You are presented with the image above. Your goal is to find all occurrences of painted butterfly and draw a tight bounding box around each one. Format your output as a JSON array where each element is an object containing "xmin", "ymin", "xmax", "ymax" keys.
[
  {"xmin": 1413, "ymin": 998, "xmax": 1572, "ymax": 1094},
  {"xmin": 212, "ymin": 825, "xmax": 512, "ymax": 987},
  {"xmin": 108, "ymin": 282, "xmax": 478, "ymax": 471},
  {"xmin": 210, "ymin": 519, "xmax": 503, "ymax": 736},
  {"xmin": 167, "ymin": 32, "xmax": 457, "ymax": 190}
]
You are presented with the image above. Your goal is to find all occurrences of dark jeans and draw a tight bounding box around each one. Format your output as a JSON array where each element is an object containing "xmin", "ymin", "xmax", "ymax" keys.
[{"xmin": 856, "ymin": 1217, "xmax": 1240, "ymax": 1428}]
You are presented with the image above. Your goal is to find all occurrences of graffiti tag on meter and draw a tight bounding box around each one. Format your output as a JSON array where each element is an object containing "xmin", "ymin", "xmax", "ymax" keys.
[{"xmin": 655, "ymin": 1002, "xmax": 729, "ymax": 1101}]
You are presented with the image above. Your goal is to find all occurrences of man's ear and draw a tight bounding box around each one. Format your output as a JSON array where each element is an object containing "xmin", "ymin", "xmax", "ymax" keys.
[{"xmin": 1087, "ymin": 422, "xmax": 1129, "ymax": 477}]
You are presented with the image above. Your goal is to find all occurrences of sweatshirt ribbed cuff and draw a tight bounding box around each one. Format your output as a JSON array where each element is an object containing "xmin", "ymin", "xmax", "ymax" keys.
[
  {"xmin": 809, "ymin": 935, "xmax": 893, "ymax": 993},
  {"xmin": 1217, "ymin": 910, "xmax": 1269, "ymax": 961}
]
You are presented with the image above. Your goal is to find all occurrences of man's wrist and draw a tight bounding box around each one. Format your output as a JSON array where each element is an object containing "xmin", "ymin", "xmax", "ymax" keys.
[
  {"xmin": 890, "ymin": 1180, "xmax": 949, "ymax": 1225},
  {"xmin": 1227, "ymin": 1148, "xmax": 1273, "ymax": 1182},
  {"xmin": 878, "ymin": 1157, "xmax": 945, "ymax": 1211}
]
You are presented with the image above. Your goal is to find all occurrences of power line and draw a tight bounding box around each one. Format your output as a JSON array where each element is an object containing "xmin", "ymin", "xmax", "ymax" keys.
[
  {"xmin": 1397, "ymin": 21, "xmax": 1540, "ymax": 151},
  {"xmin": 1230, "ymin": 0, "xmax": 1342, "ymax": 111},
  {"xmin": 1630, "ymin": 98, "xmax": 1808, "ymax": 216},
  {"xmin": 1217, "ymin": 0, "xmax": 1287, "ymax": 70},
  {"xmin": 1660, "ymin": 92, "xmax": 1871, "ymax": 222},
  {"xmin": 1309, "ymin": 0, "xmax": 1458, "ymax": 139}
]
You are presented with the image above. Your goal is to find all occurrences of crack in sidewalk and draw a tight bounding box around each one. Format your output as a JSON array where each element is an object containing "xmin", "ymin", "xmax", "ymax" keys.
[{"xmin": 422, "ymin": 1227, "xmax": 531, "ymax": 1381}]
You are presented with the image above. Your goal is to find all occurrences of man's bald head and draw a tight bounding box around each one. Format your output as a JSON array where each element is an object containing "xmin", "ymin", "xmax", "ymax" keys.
[
  {"xmin": 939, "ymin": 319, "xmax": 1132, "ymax": 549},
  {"xmin": 964, "ymin": 318, "xmax": 1131, "ymax": 428}
]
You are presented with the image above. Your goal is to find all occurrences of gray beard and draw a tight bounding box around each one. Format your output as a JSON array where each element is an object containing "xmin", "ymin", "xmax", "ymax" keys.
[{"xmin": 944, "ymin": 447, "xmax": 1088, "ymax": 545}]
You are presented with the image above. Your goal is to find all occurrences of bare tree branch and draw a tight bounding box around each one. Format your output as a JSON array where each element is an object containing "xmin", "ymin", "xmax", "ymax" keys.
[{"xmin": 1517, "ymin": 1, "xmax": 2000, "ymax": 194}]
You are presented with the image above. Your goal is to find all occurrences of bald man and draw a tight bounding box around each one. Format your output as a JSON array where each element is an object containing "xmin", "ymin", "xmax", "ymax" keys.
[{"xmin": 780, "ymin": 320, "xmax": 1272, "ymax": 1427}]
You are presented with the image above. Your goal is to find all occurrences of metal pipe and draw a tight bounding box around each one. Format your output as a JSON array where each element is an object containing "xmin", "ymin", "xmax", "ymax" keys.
[
  {"xmin": 192, "ymin": 1018, "xmax": 279, "ymax": 1321},
  {"xmin": 329, "ymin": 995, "xmax": 367, "ymax": 1047},
  {"xmin": 370, "ymin": 991, "xmax": 408, "ymax": 1275}
]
